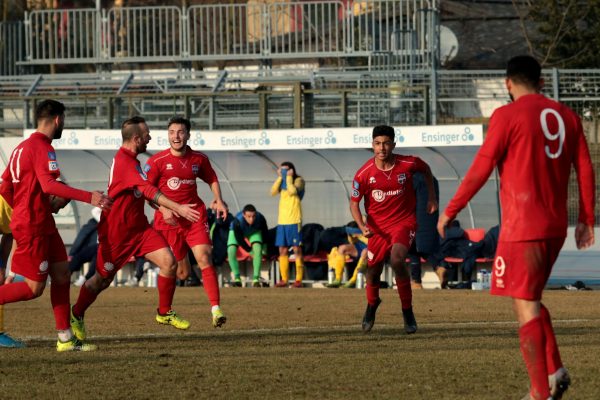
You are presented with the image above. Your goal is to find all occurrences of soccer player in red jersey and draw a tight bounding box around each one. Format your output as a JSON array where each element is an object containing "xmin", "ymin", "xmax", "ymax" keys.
[
  {"xmin": 0, "ymin": 99, "xmax": 111, "ymax": 351},
  {"xmin": 438, "ymin": 56, "xmax": 595, "ymax": 400},
  {"xmin": 350, "ymin": 125, "xmax": 437, "ymax": 334},
  {"xmin": 145, "ymin": 116, "xmax": 228, "ymax": 328},
  {"xmin": 70, "ymin": 116, "xmax": 202, "ymax": 341}
]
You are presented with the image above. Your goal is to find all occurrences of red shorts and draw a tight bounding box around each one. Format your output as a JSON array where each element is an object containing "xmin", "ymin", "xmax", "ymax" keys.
[
  {"xmin": 491, "ymin": 238, "xmax": 565, "ymax": 301},
  {"xmin": 11, "ymin": 229, "xmax": 67, "ymax": 282},
  {"xmin": 366, "ymin": 224, "xmax": 416, "ymax": 267},
  {"xmin": 96, "ymin": 227, "xmax": 169, "ymax": 278},
  {"xmin": 158, "ymin": 219, "xmax": 211, "ymax": 261}
]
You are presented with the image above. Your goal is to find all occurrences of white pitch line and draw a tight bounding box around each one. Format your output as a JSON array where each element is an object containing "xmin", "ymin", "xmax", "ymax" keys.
[{"xmin": 14, "ymin": 318, "xmax": 599, "ymax": 343}]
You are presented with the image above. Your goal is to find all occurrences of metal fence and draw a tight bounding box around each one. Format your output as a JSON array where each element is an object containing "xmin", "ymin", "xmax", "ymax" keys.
[
  {"xmin": 0, "ymin": 21, "xmax": 25, "ymax": 76},
  {"xmin": 20, "ymin": 1, "xmax": 437, "ymax": 66},
  {"xmin": 0, "ymin": 67, "xmax": 599, "ymax": 224}
]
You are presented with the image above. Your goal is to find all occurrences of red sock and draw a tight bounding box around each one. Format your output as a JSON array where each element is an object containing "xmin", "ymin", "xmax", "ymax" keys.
[
  {"xmin": 540, "ymin": 304, "xmax": 563, "ymax": 374},
  {"xmin": 0, "ymin": 282, "xmax": 36, "ymax": 305},
  {"xmin": 50, "ymin": 281, "xmax": 70, "ymax": 331},
  {"xmin": 519, "ymin": 317, "xmax": 550, "ymax": 400},
  {"xmin": 201, "ymin": 266, "xmax": 220, "ymax": 306},
  {"xmin": 73, "ymin": 283, "xmax": 99, "ymax": 318},
  {"xmin": 366, "ymin": 283, "xmax": 380, "ymax": 306},
  {"xmin": 158, "ymin": 274, "xmax": 176, "ymax": 315},
  {"xmin": 395, "ymin": 277, "xmax": 412, "ymax": 310}
]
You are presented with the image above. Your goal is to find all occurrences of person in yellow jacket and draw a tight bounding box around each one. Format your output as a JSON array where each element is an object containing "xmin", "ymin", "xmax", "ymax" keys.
[{"xmin": 270, "ymin": 162, "xmax": 305, "ymax": 288}]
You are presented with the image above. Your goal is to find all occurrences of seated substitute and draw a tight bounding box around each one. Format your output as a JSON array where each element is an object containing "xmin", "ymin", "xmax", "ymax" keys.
[
  {"xmin": 227, "ymin": 204, "xmax": 269, "ymax": 287},
  {"xmin": 326, "ymin": 223, "xmax": 368, "ymax": 288}
]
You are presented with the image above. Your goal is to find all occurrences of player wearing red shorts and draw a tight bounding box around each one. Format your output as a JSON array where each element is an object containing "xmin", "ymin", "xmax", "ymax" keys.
[
  {"xmin": 70, "ymin": 116, "xmax": 201, "ymax": 342},
  {"xmin": 350, "ymin": 125, "xmax": 437, "ymax": 334},
  {"xmin": 438, "ymin": 56, "xmax": 595, "ymax": 400},
  {"xmin": 145, "ymin": 116, "xmax": 228, "ymax": 328},
  {"xmin": 0, "ymin": 99, "xmax": 110, "ymax": 351}
]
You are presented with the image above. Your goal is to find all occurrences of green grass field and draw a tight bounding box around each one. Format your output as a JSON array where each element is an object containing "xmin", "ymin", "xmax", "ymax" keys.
[{"xmin": 1, "ymin": 287, "xmax": 599, "ymax": 399}]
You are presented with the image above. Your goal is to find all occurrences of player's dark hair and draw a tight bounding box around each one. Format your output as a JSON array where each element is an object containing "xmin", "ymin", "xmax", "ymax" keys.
[
  {"xmin": 506, "ymin": 55, "xmax": 542, "ymax": 89},
  {"xmin": 346, "ymin": 221, "xmax": 358, "ymax": 228},
  {"xmin": 167, "ymin": 116, "xmax": 191, "ymax": 133},
  {"xmin": 372, "ymin": 125, "xmax": 395, "ymax": 141},
  {"xmin": 243, "ymin": 204, "xmax": 257, "ymax": 213},
  {"xmin": 281, "ymin": 161, "xmax": 300, "ymax": 180},
  {"xmin": 35, "ymin": 99, "xmax": 65, "ymax": 123},
  {"xmin": 121, "ymin": 116, "xmax": 147, "ymax": 141}
]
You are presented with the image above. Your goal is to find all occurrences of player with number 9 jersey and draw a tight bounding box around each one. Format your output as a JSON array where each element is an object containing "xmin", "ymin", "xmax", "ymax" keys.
[
  {"xmin": 439, "ymin": 56, "xmax": 595, "ymax": 400},
  {"xmin": 444, "ymin": 93, "xmax": 594, "ymax": 243}
]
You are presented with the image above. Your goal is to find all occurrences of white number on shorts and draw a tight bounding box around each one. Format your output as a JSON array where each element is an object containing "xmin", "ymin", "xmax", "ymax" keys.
[
  {"xmin": 494, "ymin": 256, "xmax": 506, "ymax": 277},
  {"xmin": 9, "ymin": 148, "xmax": 24, "ymax": 183},
  {"xmin": 540, "ymin": 108, "xmax": 565, "ymax": 159}
]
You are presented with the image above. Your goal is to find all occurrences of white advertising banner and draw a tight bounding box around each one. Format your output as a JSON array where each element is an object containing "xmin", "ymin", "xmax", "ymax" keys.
[{"xmin": 23, "ymin": 125, "xmax": 483, "ymax": 151}]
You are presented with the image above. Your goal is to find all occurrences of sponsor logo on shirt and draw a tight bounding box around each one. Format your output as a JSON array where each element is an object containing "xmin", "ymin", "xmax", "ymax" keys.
[
  {"xmin": 135, "ymin": 165, "xmax": 147, "ymax": 180},
  {"xmin": 47, "ymin": 152, "xmax": 56, "ymax": 160},
  {"xmin": 48, "ymin": 161, "xmax": 59, "ymax": 171},
  {"xmin": 371, "ymin": 189, "xmax": 402, "ymax": 202},
  {"xmin": 398, "ymin": 173, "xmax": 406, "ymax": 184},
  {"xmin": 39, "ymin": 260, "xmax": 49, "ymax": 273},
  {"xmin": 192, "ymin": 164, "xmax": 199, "ymax": 174},
  {"xmin": 369, "ymin": 177, "xmax": 376, "ymax": 184},
  {"xmin": 167, "ymin": 177, "xmax": 195, "ymax": 190},
  {"xmin": 166, "ymin": 163, "xmax": 173, "ymax": 170}
]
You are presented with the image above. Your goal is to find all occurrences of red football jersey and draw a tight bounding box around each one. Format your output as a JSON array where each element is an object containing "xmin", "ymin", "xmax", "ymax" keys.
[
  {"xmin": 98, "ymin": 147, "xmax": 159, "ymax": 244},
  {"xmin": 351, "ymin": 154, "xmax": 429, "ymax": 233},
  {"xmin": 0, "ymin": 133, "xmax": 90, "ymax": 234},
  {"xmin": 445, "ymin": 93, "xmax": 595, "ymax": 241},
  {"xmin": 145, "ymin": 146, "xmax": 218, "ymax": 230}
]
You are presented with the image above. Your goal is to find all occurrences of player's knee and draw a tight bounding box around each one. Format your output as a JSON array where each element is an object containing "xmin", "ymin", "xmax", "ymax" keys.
[
  {"xmin": 177, "ymin": 268, "xmax": 189, "ymax": 280},
  {"xmin": 30, "ymin": 285, "xmax": 45, "ymax": 298}
]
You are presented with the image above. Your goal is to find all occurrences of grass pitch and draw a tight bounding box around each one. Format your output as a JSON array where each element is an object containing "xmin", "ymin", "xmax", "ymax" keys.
[{"xmin": 1, "ymin": 287, "xmax": 599, "ymax": 399}]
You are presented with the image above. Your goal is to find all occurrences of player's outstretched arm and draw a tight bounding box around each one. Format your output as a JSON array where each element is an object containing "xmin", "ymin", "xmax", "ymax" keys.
[
  {"xmin": 575, "ymin": 222, "xmax": 594, "ymax": 250},
  {"xmin": 154, "ymin": 191, "xmax": 200, "ymax": 223},
  {"xmin": 437, "ymin": 212, "xmax": 452, "ymax": 239}
]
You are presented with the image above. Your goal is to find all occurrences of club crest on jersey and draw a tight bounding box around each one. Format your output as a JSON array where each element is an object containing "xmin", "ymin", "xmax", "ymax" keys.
[
  {"xmin": 398, "ymin": 173, "xmax": 406, "ymax": 184},
  {"xmin": 166, "ymin": 163, "xmax": 173, "ymax": 170},
  {"xmin": 352, "ymin": 189, "xmax": 360, "ymax": 198},
  {"xmin": 47, "ymin": 152, "xmax": 56, "ymax": 160},
  {"xmin": 369, "ymin": 176, "xmax": 376, "ymax": 184},
  {"xmin": 48, "ymin": 161, "xmax": 59, "ymax": 171},
  {"xmin": 192, "ymin": 164, "xmax": 199, "ymax": 174},
  {"xmin": 135, "ymin": 165, "xmax": 147, "ymax": 180},
  {"xmin": 143, "ymin": 164, "xmax": 151, "ymax": 173}
]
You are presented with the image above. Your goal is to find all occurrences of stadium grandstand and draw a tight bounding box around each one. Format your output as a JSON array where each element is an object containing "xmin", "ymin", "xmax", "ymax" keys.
[{"xmin": 1, "ymin": 0, "xmax": 599, "ymax": 285}]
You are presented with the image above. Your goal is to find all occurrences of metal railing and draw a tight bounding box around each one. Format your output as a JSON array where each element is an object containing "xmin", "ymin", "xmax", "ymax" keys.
[
  {"xmin": 25, "ymin": 8, "xmax": 98, "ymax": 63},
  {"xmin": 0, "ymin": 21, "xmax": 25, "ymax": 76},
  {"xmin": 20, "ymin": 1, "xmax": 437, "ymax": 67}
]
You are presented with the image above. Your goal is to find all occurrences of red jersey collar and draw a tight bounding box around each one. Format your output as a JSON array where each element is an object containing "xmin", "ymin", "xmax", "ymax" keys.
[
  {"xmin": 119, "ymin": 146, "xmax": 138, "ymax": 158},
  {"xmin": 30, "ymin": 132, "xmax": 52, "ymax": 143}
]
